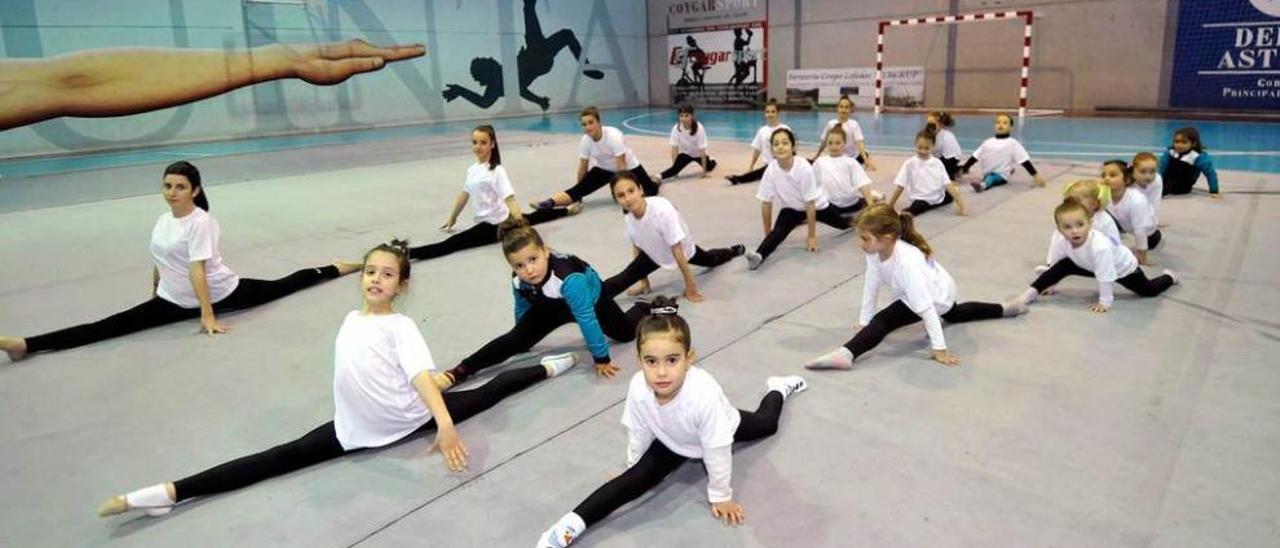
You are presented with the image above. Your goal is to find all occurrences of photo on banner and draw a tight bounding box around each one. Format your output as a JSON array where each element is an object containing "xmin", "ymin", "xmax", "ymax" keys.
[
  {"xmin": 785, "ymin": 67, "xmax": 924, "ymax": 109},
  {"xmin": 665, "ymin": 0, "xmax": 768, "ymax": 108}
]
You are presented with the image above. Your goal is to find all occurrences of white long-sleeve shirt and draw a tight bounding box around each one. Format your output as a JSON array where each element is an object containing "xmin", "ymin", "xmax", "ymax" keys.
[
  {"xmin": 859, "ymin": 240, "xmax": 958, "ymax": 350},
  {"xmin": 1045, "ymin": 229, "xmax": 1139, "ymax": 306},
  {"xmin": 1107, "ymin": 189, "xmax": 1158, "ymax": 251}
]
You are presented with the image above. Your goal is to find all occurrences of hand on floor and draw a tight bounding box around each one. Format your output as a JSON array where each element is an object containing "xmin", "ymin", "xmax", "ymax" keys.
[
  {"xmin": 931, "ymin": 349, "xmax": 960, "ymax": 366},
  {"xmin": 711, "ymin": 500, "xmax": 746, "ymax": 526}
]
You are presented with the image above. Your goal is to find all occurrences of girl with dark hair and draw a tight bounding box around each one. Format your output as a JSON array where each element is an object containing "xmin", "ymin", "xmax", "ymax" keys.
[
  {"xmin": 924, "ymin": 111, "xmax": 963, "ymax": 181},
  {"xmin": 817, "ymin": 95, "xmax": 876, "ymax": 170},
  {"xmin": 530, "ymin": 107, "xmax": 660, "ymax": 211},
  {"xmin": 409, "ymin": 126, "xmax": 580, "ymax": 261},
  {"xmin": 726, "ymin": 99, "xmax": 789, "ymax": 185},
  {"xmin": 656, "ymin": 105, "xmax": 717, "ymax": 181},
  {"xmin": 1159, "ymin": 126, "xmax": 1221, "ymax": 197},
  {"xmin": 0, "ymin": 161, "xmax": 360, "ymax": 361}
]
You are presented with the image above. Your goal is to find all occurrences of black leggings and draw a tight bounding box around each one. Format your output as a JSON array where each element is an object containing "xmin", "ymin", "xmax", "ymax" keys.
[
  {"xmin": 172, "ymin": 365, "xmax": 545, "ymax": 502},
  {"xmin": 660, "ymin": 154, "xmax": 717, "ymax": 179},
  {"xmin": 571, "ymin": 391, "xmax": 785, "ymax": 526},
  {"xmin": 601, "ymin": 246, "xmax": 740, "ymax": 298},
  {"xmin": 408, "ymin": 209, "xmax": 569, "ymax": 261},
  {"xmin": 754, "ymin": 206, "xmax": 853, "ymax": 259},
  {"xmin": 1147, "ymin": 229, "xmax": 1163, "ymax": 250},
  {"xmin": 453, "ymin": 297, "xmax": 647, "ymax": 379},
  {"xmin": 1030, "ymin": 258, "xmax": 1174, "ymax": 296},
  {"xmin": 902, "ymin": 192, "xmax": 954, "ymax": 217},
  {"xmin": 565, "ymin": 166, "xmax": 659, "ymax": 203},
  {"xmin": 842, "ymin": 299, "xmax": 1003, "ymax": 358},
  {"xmin": 732, "ymin": 165, "xmax": 766, "ymax": 185},
  {"xmin": 940, "ymin": 157, "xmax": 961, "ymax": 181},
  {"xmin": 23, "ymin": 265, "xmax": 341, "ymax": 354}
]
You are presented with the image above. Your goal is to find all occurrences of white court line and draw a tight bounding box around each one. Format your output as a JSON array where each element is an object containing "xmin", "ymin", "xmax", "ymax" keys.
[{"xmin": 153, "ymin": 151, "xmax": 214, "ymax": 157}]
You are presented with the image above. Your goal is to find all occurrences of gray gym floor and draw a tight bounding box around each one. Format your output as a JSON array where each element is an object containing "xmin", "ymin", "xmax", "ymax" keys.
[{"xmin": 2, "ymin": 132, "xmax": 1277, "ymax": 547}]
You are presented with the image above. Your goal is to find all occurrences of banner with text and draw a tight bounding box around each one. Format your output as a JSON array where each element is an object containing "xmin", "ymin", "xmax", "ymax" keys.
[
  {"xmin": 785, "ymin": 67, "xmax": 924, "ymax": 109},
  {"xmin": 666, "ymin": 0, "xmax": 767, "ymax": 108},
  {"xmin": 1170, "ymin": 0, "xmax": 1280, "ymax": 109}
]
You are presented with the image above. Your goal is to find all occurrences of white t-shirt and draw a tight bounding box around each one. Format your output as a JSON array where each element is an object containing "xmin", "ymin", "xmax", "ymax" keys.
[
  {"xmin": 860, "ymin": 240, "xmax": 958, "ymax": 350},
  {"xmin": 622, "ymin": 367, "xmax": 740, "ymax": 501},
  {"xmin": 1137, "ymin": 173, "xmax": 1163, "ymax": 219},
  {"xmin": 750, "ymin": 123, "xmax": 792, "ymax": 164},
  {"xmin": 332, "ymin": 311, "xmax": 437, "ymax": 450},
  {"xmin": 932, "ymin": 128, "xmax": 962, "ymax": 160},
  {"xmin": 1045, "ymin": 229, "xmax": 1139, "ymax": 306},
  {"xmin": 972, "ymin": 136, "xmax": 1030, "ymax": 179},
  {"xmin": 757, "ymin": 157, "xmax": 829, "ymax": 211},
  {"xmin": 1107, "ymin": 189, "xmax": 1158, "ymax": 250},
  {"xmin": 625, "ymin": 197, "xmax": 697, "ymax": 269},
  {"xmin": 149, "ymin": 208, "xmax": 240, "ymax": 308},
  {"xmin": 893, "ymin": 155, "xmax": 950, "ymax": 205},
  {"xmin": 463, "ymin": 163, "xmax": 515, "ymax": 225},
  {"xmin": 580, "ymin": 126, "xmax": 640, "ymax": 172},
  {"xmin": 1046, "ymin": 210, "xmax": 1123, "ymax": 264},
  {"xmin": 813, "ymin": 155, "xmax": 872, "ymax": 208},
  {"xmin": 669, "ymin": 122, "xmax": 710, "ymax": 157},
  {"xmin": 820, "ymin": 118, "xmax": 865, "ymax": 157}
]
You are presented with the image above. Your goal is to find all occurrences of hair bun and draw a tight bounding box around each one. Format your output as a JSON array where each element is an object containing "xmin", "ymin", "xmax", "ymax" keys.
[{"xmin": 648, "ymin": 295, "xmax": 680, "ymax": 316}]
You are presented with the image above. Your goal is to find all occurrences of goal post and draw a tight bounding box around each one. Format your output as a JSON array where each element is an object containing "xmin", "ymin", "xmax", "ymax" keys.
[{"xmin": 875, "ymin": 10, "xmax": 1035, "ymax": 118}]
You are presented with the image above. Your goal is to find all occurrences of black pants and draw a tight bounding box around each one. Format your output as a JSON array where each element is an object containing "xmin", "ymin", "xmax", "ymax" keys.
[
  {"xmin": 1030, "ymin": 258, "xmax": 1173, "ymax": 296},
  {"xmin": 1162, "ymin": 161, "xmax": 1198, "ymax": 195},
  {"xmin": 731, "ymin": 165, "xmax": 766, "ymax": 185},
  {"xmin": 24, "ymin": 265, "xmax": 341, "ymax": 354},
  {"xmin": 902, "ymin": 192, "xmax": 954, "ymax": 217},
  {"xmin": 1147, "ymin": 229, "xmax": 1163, "ymax": 250},
  {"xmin": 172, "ymin": 365, "xmax": 545, "ymax": 502},
  {"xmin": 601, "ymin": 246, "xmax": 740, "ymax": 298},
  {"xmin": 660, "ymin": 154, "xmax": 717, "ymax": 179},
  {"xmin": 565, "ymin": 166, "xmax": 659, "ymax": 203},
  {"xmin": 754, "ymin": 206, "xmax": 852, "ymax": 259},
  {"xmin": 408, "ymin": 209, "xmax": 569, "ymax": 261},
  {"xmin": 842, "ymin": 299, "xmax": 1003, "ymax": 358},
  {"xmin": 571, "ymin": 391, "xmax": 784, "ymax": 526},
  {"xmin": 940, "ymin": 157, "xmax": 961, "ymax": 181},
  {"xmin": 454, "ymin": 297, "xmax": 647, "ymax": 378}
]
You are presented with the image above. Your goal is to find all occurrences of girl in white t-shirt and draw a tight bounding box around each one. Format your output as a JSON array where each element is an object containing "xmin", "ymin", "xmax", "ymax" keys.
[
  {"xmin": 959, "ymin": 113, "xmax": 1046, "ymax": 192},
  {"xmin": 813, "ymin": 127, "xmax": 881, "ymax": 216},
  {"xmin": 97, "ymin": 241, "xmax": 575, "ymax": 518},
  {"xmin": 602, "ymin": 172, "xmax": 745, "ymax": 303},
  {"xmin": 803, "ymin": 204, "xmax": 1024, "ymax": 370},
  {"xmin": 1101, "ymin": 160, "xmax": 1161, "ymax": 265},
  {"xmin": 887, "ymin": 131, "xmax": 967, "ymax": 217},
  {"xmin": 1014, "ymin": 200, "xmax": 1177, "ymax": 314},
  {"xmin": 656, "ymin": 105, "xmax": 718, "ymax": 181},
  {"xmin": 409, "ymin": 126, "xmax": 579, "ymax": 261},
  {"xmin": 727, "ymin": 99, "xmax": 790, "ymax": 185},
  {"xmin": 531, "ymin": 106, "xmax": 659, "ymax": 210},
  {"xmin": 743, "ymin": 128, "xmax": 857, "ymax": 271},
  {"xmin": 536, "ymin": 296, "xmax": 807, "ymax": 547},
  {"xmin": 1131, "ymin": 152, "xmax": 1164, "ymax": 226},
  {"xmin": 1, "ymin": 161, "xmax": 360, "ymax": 362},
  {"xmin": 814, "ymin": 95, "xmax": 876, "ymax": 170},
  {"xmin": 925, "ymin": 111, "xmax": 963, "ymax": 180}
]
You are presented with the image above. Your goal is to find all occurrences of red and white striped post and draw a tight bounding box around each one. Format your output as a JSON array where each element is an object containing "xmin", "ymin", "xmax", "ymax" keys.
[{"xmin": 875, "ymin": 10, "xmax": 1034, "ymax": 118}]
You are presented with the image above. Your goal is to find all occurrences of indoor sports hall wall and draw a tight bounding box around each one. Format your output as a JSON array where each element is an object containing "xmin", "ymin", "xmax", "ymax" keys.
[
  {"xmin": 0, "ymin": 0, "xmax": 648, "ymax": 157},
  {"xmin": 649, "ymin": 0, "xmax": 1175, "ymax": 112}
]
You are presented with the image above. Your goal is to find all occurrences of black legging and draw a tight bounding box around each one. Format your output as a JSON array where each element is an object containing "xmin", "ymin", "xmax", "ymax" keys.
[
  {"xmin": 843, "ymin": 299, "xmax": 1003, "ymax": 358},
  {"xmin": 450, "ymin": 297, "xmax": 648, "ymax": 381},
  {"xmin": 601, "ymin": 246, "xmax": 740, "ymax": 298},
  {"xmin": 23, "ymin": 265, "xmax": 341, "ymax": 354},
  {"xmin": 409, "ymin": 209, "xmax": 569, "ymax": 261},
  {"xmin": 172, "ymin": 365, "xmax": 546, "ymax": 502},
  {"xmin": 565, "ymin": 166, "xmax": 659, "ymax": 203},
  {"xmin": 754, "ymin": 206, "xmax": 852, "ymax": 259},
  {"xmin": 660, "ymin": 154, "xmax": 717, "ymax": 179},
  {"xmin": 731, "ymin": 165, "xmax": 766, "ymax": 185},
  {"xmin": 1030, "ymin": 258, "xmax": 1173, "ymax": 296},
  {"xmin": 571, "ymin": 391, "xmax": 784, "ymax": 526},
  {"xmin": 1147, "ymin": 229, "xmax": 1163, "ymax": 250},
  {"xmin": 940, "ymin": 157, "xmax": 961, "ymax": 181},
  {"xmin": 902, "ymin": 192, "xmax": 954, "ymax": 217}
]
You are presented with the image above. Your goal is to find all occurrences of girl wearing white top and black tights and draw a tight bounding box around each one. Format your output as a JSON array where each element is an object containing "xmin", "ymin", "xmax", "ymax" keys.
[
  {"xmin": 0, "ymin": 162, "xmax": 359, "ymax": 362},
  {"xmin": 814, "ymin": 95, "xmax": 876, "ymax": 170},
  {"xmin": 537, "ymin": 297, "xmax": 807, "ymax": 547},
  {"xmin": 96, "ymin": 241, "xmax": 574, "ymax": 518},
  {"xmin": 803, "ymin": 205, "xmax": 1024, "ymax": 370},
  {"xmin": 959, "ymin": 113, "xmax": 1046, "ymax": 192},
  {"xmin": 888, "ymin": 131, "xmax": 967, "ymax": 217},
  {"xmin": 602, "ymin": 172, "xmax": 745, "ymax": 303},
  {"xmin": 925, "ymin": 111, "xmax": 963, "ymax": 180},
  {"xmin": 531, "ymin": 107, "xmax": 659, "ymax": 210},
  {"xmin": 727, "ymin": 99, "xmax": 790, "ymax": 185},
  {"xmin": 813, "ymin": 127, "xmax": 880, "ymax": 216},
  {"xmin": 1101, "ymin": 160, "xmax": 1161, "ymax": 265},
  {"xmin": 743, "ymin": 128, "xmax": 853, "ymax": 270},
  {"xmin": 1015, "ymin": 200, "xmax": 1177, "ymax": 314},
  {"xmin": 410, "ymin": 126, "xmax": 578, "ymax": 261},
  {"xmin": 657, "ymin": 105, "xmax": 717, "ymax": 181}
]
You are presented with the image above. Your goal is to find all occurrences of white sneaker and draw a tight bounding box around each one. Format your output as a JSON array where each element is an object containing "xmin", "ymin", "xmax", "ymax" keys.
[
  {"xmin": 537, "ymin": 513, "xmax": 585, "ymax": 547},
  {"xmin": 1163, "ymin": 269, "xmax": 1179, "ymax": 285},
  {"xmin": 766, "ymin": 376, "xmax": 808, "ymax": 399},
  {"xmin": 746, "ymin": 251, "xmax": 763, "ymax": 271},
  {"xmin": 540, "ymin": 352, "xmax": 578, "ymax": 377}
]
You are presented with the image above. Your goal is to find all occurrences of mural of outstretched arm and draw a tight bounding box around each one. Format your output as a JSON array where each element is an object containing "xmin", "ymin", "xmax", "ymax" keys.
[{"xmin": 0, "ymin": 38, "xmax": 425, "ymax": 131}]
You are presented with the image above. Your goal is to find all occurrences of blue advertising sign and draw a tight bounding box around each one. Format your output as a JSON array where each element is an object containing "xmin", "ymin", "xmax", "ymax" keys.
[{"xmin": 1171, "ymin": 0, "xmax": 1280, "ymax": 109}]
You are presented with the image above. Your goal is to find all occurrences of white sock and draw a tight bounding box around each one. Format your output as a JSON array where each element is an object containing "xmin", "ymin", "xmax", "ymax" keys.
[
  {"xmin": 1002, "ymin": 300, "xmax": 1029, "ymax": 317},
  {"xmin": 125, "ymin": 484, "xmax": 174, "ymax": 513},
  {"xmin": 803, "ymin": 347, "xmax": 854, "ymax": 370},
  {"xmin": 541, "ymin": 352, "xmax": 577, "ymax": 378},
  {"xmin": 539, "ymin": 512, "xmax": 586, "ymax": 548},
  {"xmin": 1018, "ymin": 287, "xmax": 1039, "ymax": 304}
]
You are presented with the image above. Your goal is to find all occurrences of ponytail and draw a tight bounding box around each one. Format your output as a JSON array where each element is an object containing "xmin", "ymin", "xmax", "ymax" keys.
[
  {"xmin": 498, "ymin": 217, "xmax": 544, "ymax": 256},
  {"xmin": 475, "ymin": 125, "xmax": 501, "ymax": 170},
  {"xmin": 854, "ymin": 204, "xmax": 933, "ymax": 257},
  {"xmin": 635, "ymin": 295, "xmax": 692, "ymax": 353},
  {"xmin": 897, "ymin": 211, "xmax": 932, "ymax": 257}
]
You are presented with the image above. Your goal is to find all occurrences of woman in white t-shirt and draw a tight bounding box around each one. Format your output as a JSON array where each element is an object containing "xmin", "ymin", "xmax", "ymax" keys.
[
  {"xmin": 656, "ymin": 105, "xmax": 718, "ymax": 181},
  {"xmin": 537, "ymin": 297, "xmax": 807, "ymax": 547},
  {"xmin": 887, "ymin": 131, "xmax": 967, "ymax": 217},
  {"xmin": 97, "ymin": 241, "xmax": 574, "ymax": 518},
  {"xmin": 813, "ymin": 95, "xmax": 876, "ymax": 170},
  {"xmin": 409, "ymin": 126, "xmax": 579, "ymax": 261},
  {"xmin": 1, "ymin": 162, "xmax": 360, "ymax": 362},
  {"xmin": 804, "ymin": 205, "xmax": 1023, "ymax": 371},
  {"xmin": 727, "ymin": 99, "xmax": 790, "ymax": 185},
  {"xmin": 531, "ymin": 106, "xmax": 659, "ymax": 211},
  {"xmin": 959, "ymin": 113, "xmax": 1047, "ymax": 192},
  {"xmin": 601, "ymin": 172, "xmax": 745, "ymax": 303}
]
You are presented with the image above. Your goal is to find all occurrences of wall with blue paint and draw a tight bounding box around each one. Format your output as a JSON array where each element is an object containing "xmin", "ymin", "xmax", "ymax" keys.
[{"xmin": 0, "ymin": 0, "xmax": 648, "ymax": 157}]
